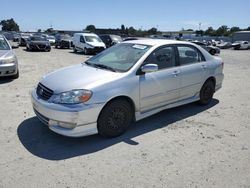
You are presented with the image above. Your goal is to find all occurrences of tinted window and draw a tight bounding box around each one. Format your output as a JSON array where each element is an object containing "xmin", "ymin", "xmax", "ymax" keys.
[
  {"xmin": 145, "ymin": 46, "xmax": 176, "ymax": 70},
  {"xmin": 177, "ymin": 46, "xmax": 202, "ymax": 65}
]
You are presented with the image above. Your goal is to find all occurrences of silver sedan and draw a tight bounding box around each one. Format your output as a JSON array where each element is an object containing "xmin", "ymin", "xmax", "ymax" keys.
[
  {"xmin": 0, "ymin": 35, "xmax": 19, "ymax": 78},
  {"xmin": 31, "ymin": 39, "xmax": 224, "ymax": 137}
]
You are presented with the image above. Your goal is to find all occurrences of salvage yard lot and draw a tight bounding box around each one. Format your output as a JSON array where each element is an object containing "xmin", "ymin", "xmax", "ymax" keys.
[{"xmin": 0, "ymin": 47, "xmax": 249, "ymax": 188}]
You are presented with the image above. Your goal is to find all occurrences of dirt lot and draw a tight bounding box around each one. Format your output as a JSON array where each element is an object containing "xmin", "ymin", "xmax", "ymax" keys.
[{"xmin": 0, "ymin": 47, "xmax": 249, "ymax": 188}]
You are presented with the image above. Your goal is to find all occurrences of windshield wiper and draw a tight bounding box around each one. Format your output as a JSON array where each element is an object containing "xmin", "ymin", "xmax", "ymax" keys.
[
  {"xmin": 83, "ymin": 61, "xmax": 117, "ymax": 72},
  {"xmin": 94, "ymin": 64, "xmax": 117, "ymax": 72}
]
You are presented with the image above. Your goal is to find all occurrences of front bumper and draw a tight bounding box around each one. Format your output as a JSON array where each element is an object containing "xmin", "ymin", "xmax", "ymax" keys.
[
  {"xmin": 0, "ymin": 63, "xmax": 18, "ymax": 77},
  {"xmin": 31, "ymin": 89, "xmax": 105, "ymax": 137},
  {"xmin": 87, "ymin": 47, "xmax": 105, "ymax": 54},
  {"xmin": 29, "ymin": 45, "xmax": 51, "ymax": 51}
]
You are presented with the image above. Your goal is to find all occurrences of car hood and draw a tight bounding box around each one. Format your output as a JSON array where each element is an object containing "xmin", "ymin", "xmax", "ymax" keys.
[
  {"xmin": 30, "ymin": 41, "xmax": 49, "ymax": 45},
  {"xmin": 0, "ymin": 50, "xmax": 14, "ymax": 59},
  {"xmin": 40, "ymin": 63, "xmax": 121, "ymax": 94}
]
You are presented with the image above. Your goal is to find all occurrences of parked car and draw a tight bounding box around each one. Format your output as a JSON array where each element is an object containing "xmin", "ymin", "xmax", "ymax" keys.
[
  {"xmin": 99, "ymin": 34, "xmax": 122, "ymax": 48},
  {"xmin": 19, "ymin": 33, "xmax": 32, "ymax": 46},
  {"xmin": 55, "ymin": 34, "xmax": 72, "ymax": 49},
  {"xmin": 45, "ymin": 35, "xmax": 56, "ymax": 45},
  {"xmin": 2, "ymin": 32, "xmax": 19, "ymax": 48},
  {"xmin": 31, "ymin": 39, "xmax": 224, "ymax": 138},
  {"xmin": 232, "ymin": 41, "xmax": 250, "ymax": 50},
  {"xmin": 192, "ymin": 41, "xmax": 220, "ymax": 55},
  {"xmin": 73, "ymin": 33, "xmax": 106, "ymax": 54},
  {"xmin": 26, "ymin": 36, "xmax": 51, "ymax": 52},
  {"xmin": 0, "ymin": 35, "xmax": 19, "ymax": 79},
  {"xmin": 123, "ymin": 37, "xmax": 149, "ymax": 41},
  {"xmin": 217, "ymin": 42, "xmax": 232, "ymax": 49}
]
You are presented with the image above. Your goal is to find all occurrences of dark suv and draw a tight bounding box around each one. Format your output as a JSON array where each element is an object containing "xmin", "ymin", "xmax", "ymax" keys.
[
  {"xmin": 55, "ymin": 34, "xmax": 72, "ymax": 49},
  {"xmin": 99, "ymin": 34, "xmax": 122, "ymax": 48}
]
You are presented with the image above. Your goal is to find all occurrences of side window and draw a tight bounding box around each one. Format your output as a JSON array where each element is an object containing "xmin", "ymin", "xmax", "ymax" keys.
[
  {"xmin": 80, "ymin": 36, "xmax": 85, "ymax": 43},
  {"xmin": 177, "ymin": 46, "xmax": 202, "ymax": 65},
  {"xmin": 145, "ymin": 46, "xmax": 176, "ymax": 70}
]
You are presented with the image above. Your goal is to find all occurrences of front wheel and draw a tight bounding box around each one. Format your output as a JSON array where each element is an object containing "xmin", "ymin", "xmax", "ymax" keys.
[
  {"xmin": 97, "ymin": 99, "xmax": 133, "ymax": 137},
  {"xmin": 198, "ymin": 80, "xmax": 215, "ymax": 105},
  {"xmin": 83, "ymin": 48, "xmax": 88, "ymax": 55},
  {"xmin": 12, "ymin": 69, "xmax": 19, "ymax": 79},
  {"xmin": 210, "ymin": 49, "xmax": 216, "ymax": 55}
]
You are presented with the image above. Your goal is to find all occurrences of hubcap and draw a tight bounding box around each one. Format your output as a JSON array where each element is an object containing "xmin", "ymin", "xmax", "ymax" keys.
[{"xmin": 106, "ymin": 108, "xmax": 126, "ymax": 129}]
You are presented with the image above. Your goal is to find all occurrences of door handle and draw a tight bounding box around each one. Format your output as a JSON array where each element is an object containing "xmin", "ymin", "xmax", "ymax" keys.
[
  {"xmin": 201, "ymin": 64, "xmax": 207, "ymax": 69},
  {"xmin": 172, "ymin": 70, "xmax": 180, "ymax": 77}
]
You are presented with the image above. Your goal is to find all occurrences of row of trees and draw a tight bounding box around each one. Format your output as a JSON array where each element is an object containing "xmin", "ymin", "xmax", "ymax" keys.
[
  {"xmin": 189, "ymin": 25, "xmax": 250, "ymax": 37},
  {"xmin": 85, "ymin": 24, "xmax": 160, "ymax": 36}
]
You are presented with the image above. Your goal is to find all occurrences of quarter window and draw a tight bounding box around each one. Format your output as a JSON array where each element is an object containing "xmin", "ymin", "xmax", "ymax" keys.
[
  {"xmin": 145, "ymin": 46, "xmax": 176, "ymax": 70},
  {"xmin": 177, "ymin": 46, "xmax": 202, "ymax": 65}
]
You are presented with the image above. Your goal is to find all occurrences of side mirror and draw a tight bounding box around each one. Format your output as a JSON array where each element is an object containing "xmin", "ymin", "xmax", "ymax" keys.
[{"xmin": 141, "ymin": 64, "xmax": 158, "ymax": 73}]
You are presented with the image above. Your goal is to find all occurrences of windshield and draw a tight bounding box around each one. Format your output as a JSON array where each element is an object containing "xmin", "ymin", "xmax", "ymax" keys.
[
  {"xmin": 85, "ymin": 43, "xmax": 151, "ymax": 72},
  {"xmin": 30, "ymin": 37, "xmax": 46, "ymax": 41},
  {"xmin": 0, "ymin": 38, "xmax": 10, "ymax": 50},
  {"xmin": 85, "ymin": 36, "xmax": 102, "ymax": 43}
]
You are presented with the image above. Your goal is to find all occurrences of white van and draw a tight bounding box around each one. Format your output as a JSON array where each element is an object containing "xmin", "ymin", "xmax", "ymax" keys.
[{"xmin": 73, "ymin": 33, "xmax": 106, "ymax": 54}]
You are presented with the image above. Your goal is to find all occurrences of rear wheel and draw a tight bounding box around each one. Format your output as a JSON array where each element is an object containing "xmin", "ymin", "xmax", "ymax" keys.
[
  {"xmin": 73, "ymin": 47, "xmax": 77, "ymax": 53},
  {"xmin": 97, "ymin": 99, "xmax": 133, "ymax": 137},
  {"xmin": 198, "ymin": 80, "xmax": 215, "ymax": 105}
]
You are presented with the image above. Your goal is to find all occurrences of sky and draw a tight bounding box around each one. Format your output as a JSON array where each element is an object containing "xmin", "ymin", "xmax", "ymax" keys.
[{"xmin": 1, "ymin": 0, "xmax": 250, "ymax": 32}]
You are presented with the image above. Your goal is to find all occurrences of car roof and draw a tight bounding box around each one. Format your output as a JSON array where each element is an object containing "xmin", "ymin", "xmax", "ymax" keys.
[
  {"xmin": 74, "ymin": 33, "xmax": 97, "ymax": 36},
  {"xmin": 123, "ymin": 39, "xmax": 194, "ymax": 47}
]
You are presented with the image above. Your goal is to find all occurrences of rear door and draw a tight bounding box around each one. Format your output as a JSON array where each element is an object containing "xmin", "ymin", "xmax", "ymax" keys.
[
  {"xmin": 176, "ymin": 45, "xmax": 207, "ymax": 100},
  {"xmin": 139, "ymin": 45, "xmax": 181, "ymax": 112}
]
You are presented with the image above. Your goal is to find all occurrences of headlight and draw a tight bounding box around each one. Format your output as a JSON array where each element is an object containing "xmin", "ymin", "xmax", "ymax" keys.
[
  {"xmin": 0, "ymin": 56, "xmax": 16, "ymax": 64},
  {"xmin": 51, "ymin": 89, "xmax": 92, "ymax": 104}
]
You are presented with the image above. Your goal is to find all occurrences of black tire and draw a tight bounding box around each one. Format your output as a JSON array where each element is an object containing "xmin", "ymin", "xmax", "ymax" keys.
[
  {"xmin": 97, "ymin": 99, "xmax": 133, "ymax": 137},
  {"xmin": 210, "ymin": 49, "xmax": 216, "ymax": 55},
  {"xmin": 83, "ymin": 48, "xmax": 88, "ymax": 55},
  {"xmin": 12, "ymin": 69, "xmax": 19, "ymax": 79},
  {"xmin": 73, "ymin": 47, "xmax": 77, "ymax": 53},
  {"xmin": 198, "ymin": 80, "xmax": 215, "ymax": 105}
]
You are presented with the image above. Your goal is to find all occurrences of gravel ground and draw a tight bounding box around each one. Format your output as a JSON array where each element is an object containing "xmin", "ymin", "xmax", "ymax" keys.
[{"xmin": 0, "ymin": 47, "xmax": 249, "ymax": 188}]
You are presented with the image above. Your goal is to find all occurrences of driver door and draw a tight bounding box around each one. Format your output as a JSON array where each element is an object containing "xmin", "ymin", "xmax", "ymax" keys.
[{"xmin": 139, "ymin": 46, "xmax": 181, "ymax": 112}]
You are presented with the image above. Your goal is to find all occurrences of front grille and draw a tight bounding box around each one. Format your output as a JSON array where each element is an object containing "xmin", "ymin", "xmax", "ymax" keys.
[
  {"xmin": 38, "ymin": 44, "xmax": 46, "ymax": 49},
  {"xmin": 36, "ymin": 83, "xmax": 54, "ymax": 101},
  {"xmin": 94, "ymin": 47, "xmax": 105, "ymax": 53}
]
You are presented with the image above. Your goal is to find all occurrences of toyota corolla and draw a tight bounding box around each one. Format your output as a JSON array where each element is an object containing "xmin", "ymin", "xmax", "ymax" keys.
[{"xmin": 31, "ymin": 39, "xmax": 224, "ymax": 137}]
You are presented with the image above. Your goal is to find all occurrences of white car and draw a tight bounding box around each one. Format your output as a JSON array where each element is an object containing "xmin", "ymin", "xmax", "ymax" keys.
[
  {"xmin": 73, "ymin": 33, "xmax": 106, "ymax": 54},
  {"xmin": 232, "ymin": 41, "xmax": 250, "ymax": 50},
  {"xmin": 32, "ymin": 39, "xmax": 224, "ymax": 137}
]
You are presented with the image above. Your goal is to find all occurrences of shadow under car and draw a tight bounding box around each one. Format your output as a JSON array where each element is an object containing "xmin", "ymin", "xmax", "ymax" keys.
[{"xmin": 17, "ymin": 99, "xmax": 219, "ymax": 161}]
